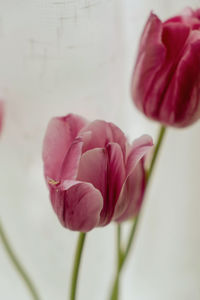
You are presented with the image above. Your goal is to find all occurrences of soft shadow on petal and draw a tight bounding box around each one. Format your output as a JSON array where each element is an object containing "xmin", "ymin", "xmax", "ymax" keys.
[
  {"xmin": 77, "ymin": 148, "xmax": 107, "ymax": 201},
  {"xmin": 100, "ymin": 143, "xmax": 126, "ymax": 226},
  {"xmin": 126, "ymin": 135, "xmax": 153, "ymax": 176},
  {"xmin": 115, "ymin": 161, "xmax": 145, "ymax": 222},
  {"xmin": 79, "ymin": 120, "xmax": 126, "ymax": 154},
  {"xmin": 43, "ymin": 114, "xmax": 87, "ymax": 181},
  {"xmin": 143, "ymin": 22, "xmax": 190, "ymax": 118},
  {"xmin": 60, "ymin": 138, "xmax": 83, "ymax": 181},
  {"xmin": 160, "ymin": 31, "xmax": 200, "ymax": 127},
  {"xmin": 113, "ymin": 136, "xmax": 153, "ymax": 220},
  {"xmin": 51, "ymin": 180, "xmax": 103, "ymax": 232},
  {"xmin": 132, "ymin": 13, "xmax": 166, "ymax": 113}
]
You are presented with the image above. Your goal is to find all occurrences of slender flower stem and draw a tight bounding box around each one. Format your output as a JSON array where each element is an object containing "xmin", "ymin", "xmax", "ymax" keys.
[
  {"xmin": 70, "ymin": 232, "xmax": 86, "ymax": 300},
  {"xmin": 147, "ymin": 126, "xmax": 166, "ymax": 180},
  {"xmin": 0, "ymin": 221, "xmax": 41, "ymax": 300},
  {"xmin": 121, "ymin": 125, "xmax": 167, "ymax": 264},
  {"xmin": 110, "ymin": 225, "xmax": 123, "ymax": 300},
  {"xmin": 117, "ymin": 225, "xmax": 122, "ymax": 265},
  {"xmin": 109, "ymin": 125, "xmax": 167, "ymax": 300}
]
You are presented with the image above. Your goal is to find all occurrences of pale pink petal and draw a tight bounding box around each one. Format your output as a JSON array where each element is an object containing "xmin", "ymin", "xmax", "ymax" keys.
[
  {"xmin": 60, "ymin": 138, "xmax": 83, "ymax": 181},
  {"xmin": 113, "ymin": 136, "xmax": 152, "ymax": 220},
  {"xmin": 99, "ymin": 143, "xmax": 126, "ymax": 226},
  {"xmin": 43, "ymin": 114, "xmax": 87, "ymax": 181},
  {"xmin": 50, "ymin": 180, "xmax": 103, "ymax": 232},
  {"xmin": 126, "ymin": 135, "xmax": 153, "ymax": 175},
  {"xmin": 79, "ymin": 120, "xmax": 127, "ymax": 155},
  {"xmin": 115, "ymin": 161, "xmax": 145, "ymax": 222},
  {"xmin": 77, "ymin": 148, "xmax": 107, "ymax": 201},
  {"xmin": 108, "ymin": 122, "xmax": 127, "ymax": 156}
]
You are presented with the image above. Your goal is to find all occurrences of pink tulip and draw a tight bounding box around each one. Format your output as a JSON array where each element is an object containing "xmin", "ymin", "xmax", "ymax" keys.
[
  {"xmin": 42, "ymin": 114, "xmax": 153, "ymax": 232},
  {"xmin": 131, "ymin": 8, "xmax": 200, "ymax": 127}
]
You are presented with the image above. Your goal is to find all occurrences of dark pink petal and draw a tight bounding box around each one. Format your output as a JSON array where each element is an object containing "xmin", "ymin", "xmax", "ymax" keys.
[
  {"xmin": 132, "ymin": 13, "xmax": 166, "ymax": 112},
  {"xmin": 160, "ymin": 31, "xmax": 200, "ymax": 127},
  {"xmin": 162, "ymin": 22, "xmax": 190, "ymax": 62},
  {"xmin": 131, "ymin": 12, "xmax": 193, "ymax": 122},
  {"xmin": 50, "ymin": 180, "xmax": 103, "ymax": 232},
  {"xmin": 99, "ymin": 143, "xmax": 126, "ymax": 226},
  {"xmin": 113, "ymin": 136, "xmax": 153, "ymax": 220},
  {"xmin": 143, "ymin": 21, "xmax": 190, "ymax": 118},
  {"xmin": 77, "ymin": 148, "xmax": 107, "ymax": 201},
  {"xmin": 194, "ymin": 9, "xmax": 200, "ymax": 20},
  {"xmin": 165, "ymin": 8, "xmax": 200, "ymax": 29},
  {"xmin": 115, "ymin": 161, "xmax": 145, "ymax": 222},
  {"xmin": 43, "ymin": 114, "xmax": 87, "ymax": 181},
  {"xmin": 79, "ymin": 120, "xmax": 127, "ymax": 156}
]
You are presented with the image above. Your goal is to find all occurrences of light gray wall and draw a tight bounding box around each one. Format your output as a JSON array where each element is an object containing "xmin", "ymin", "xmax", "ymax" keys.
[{"xmin": 0, "ymin": 1, "xmax": 200, "ymax": 299}]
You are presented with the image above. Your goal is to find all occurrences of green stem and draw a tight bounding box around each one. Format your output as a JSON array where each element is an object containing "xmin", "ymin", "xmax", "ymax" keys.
[
  {"xmin": 122, "ymin": 125, "xmax": 167, "ymax": 264},
  {"xmin": 147, "ymin": 126, "xmax": 166, "ymax": 180},
  {"xmin": 117, "ymin": 225, "xmax": 121, "ymax": 265},
  {"xmin": 110, "ymin": 225, "xmax": 123, "ymax": 300},
  {"xmin": 0, "ymin": 221, "xmax": 41, "ymax": 300},
  {"xmin": 70, "ymin": 232, "xmax": 86, "ymax": 300},
  {"xmin": 109, "ymin": 125, "xmax": 167, "ymax": 299}
]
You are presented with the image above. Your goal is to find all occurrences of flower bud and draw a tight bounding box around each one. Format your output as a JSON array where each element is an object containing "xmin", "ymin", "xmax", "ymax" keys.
[
  {"xmin": 42, "ymin": 114, "xmax": 153, "ymax": 232},
  {"xmin": 131, "ymin": 8, "xmax": 200, "ymax": 127}
]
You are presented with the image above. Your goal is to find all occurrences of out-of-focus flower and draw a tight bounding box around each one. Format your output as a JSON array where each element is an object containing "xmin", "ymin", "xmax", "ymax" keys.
[
  {"xmin": 0, "ymin": 101, "xmax": 4, "ymax": 133},
  {"xmin": 131, "ymin": 8, "xmax": 200, "ymax": 127},
  {"xmin": 42, "ymin": 114, "xmax": 153, "ymax": 232}
]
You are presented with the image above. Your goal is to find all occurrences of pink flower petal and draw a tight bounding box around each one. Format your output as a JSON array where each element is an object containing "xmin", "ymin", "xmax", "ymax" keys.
[
  {"xmin": 77, "ymin": 147, "xmax": 107, "ymax": 201},
  {"xmin": 132, "ymin": 13, "xmax": 166, "ymax": 112},
  {"xmin": 160, "ymin": 31, "xmax": 200, "ymax": 126},
  {"xmin": 115, "ymin": 161, "xmax": 145, "ymax": 222},
  {"xmin": 80, "ymin": 120, "xmax": 127, "ymax": 155},
  {"xmin": 165, "ymin": 8, "xmax": 200, "ymax": 29},
  {"xmin": 43, "ymin": 114, "xmax": 87, "ymax": 181},
  {"xmin": 99, "ymin": 142, "xmax": 126, "ymax": 226},
  {"xmin": 126, "ymin": 135, "xmax": 153, "ymax": 176},
  {"xmin": 60, "ymin": 138, "xmax": 83, "ymax": 181},
  {"xmin": 50, "ymin": 180, "xmax": 103, "ymax": 232},
  {"xmin": 113, "ymin": 135, "xmax": 153, "ymax": 220},
  {"xmin": 132, "ymin": 13, "xmax": 191, "ymax": 120}
]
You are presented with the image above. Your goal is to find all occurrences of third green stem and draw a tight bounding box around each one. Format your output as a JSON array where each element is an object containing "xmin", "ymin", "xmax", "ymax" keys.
[
  {"xmin": 110, "ymin": 125, "xmax": 167, "ymax": 300},
  {"xmin": 70, "ymin": 232, "xmax": 86, "ymax": 300},
  {"xmin": 0, "ymin": 221, "xmax": 41, "ymax": 300}
]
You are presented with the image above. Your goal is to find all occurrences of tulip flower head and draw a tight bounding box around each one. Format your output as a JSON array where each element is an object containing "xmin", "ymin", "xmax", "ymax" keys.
[
  {"xmin": 131, "ymin": 8, "xmax": 200, "ymax": 127},
  {"xmin": 43, "ymin": 114, "xmax": 153, "ymax": 232}
]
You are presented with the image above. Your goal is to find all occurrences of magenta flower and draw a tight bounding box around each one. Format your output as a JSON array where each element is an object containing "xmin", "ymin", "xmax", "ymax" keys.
[
  {"xmin": 42, "ymin": 114, "xmax": 153, "ymax": 232},
  {"xmin": 131, "ymin": 8, "xmax": 200, "ymax": 127}
]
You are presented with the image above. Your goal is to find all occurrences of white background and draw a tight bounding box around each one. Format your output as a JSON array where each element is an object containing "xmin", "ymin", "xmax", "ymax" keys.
[{"xmin": 1, "ymin": 0, "xmax": 200, "ymax": 299}]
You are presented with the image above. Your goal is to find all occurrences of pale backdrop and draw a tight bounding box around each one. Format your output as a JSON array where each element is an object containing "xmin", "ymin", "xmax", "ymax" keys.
[{"xmin": 1, "ymin": 0, "xmax": 200, "ymax": 299}]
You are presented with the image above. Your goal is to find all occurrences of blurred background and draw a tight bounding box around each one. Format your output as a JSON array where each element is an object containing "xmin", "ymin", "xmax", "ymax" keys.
[{"xmin": 1, "ymin": 0, "xmax": 200, "ymax": 299}]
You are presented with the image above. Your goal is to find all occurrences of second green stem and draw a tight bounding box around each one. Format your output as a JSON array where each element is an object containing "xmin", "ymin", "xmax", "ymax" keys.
[
  {"xmin": 110, "ymin": 125, "xmax": 167, "ymax": 300},
  {"xmin": 0, "ymin": 221, "xmax": 41, "ymax": 300},
  {"xmin": 70, "ymin": 232, "xmax": 86, "ymax": 300}
]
